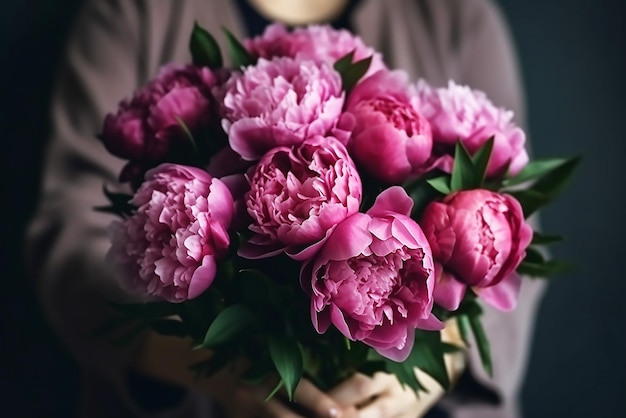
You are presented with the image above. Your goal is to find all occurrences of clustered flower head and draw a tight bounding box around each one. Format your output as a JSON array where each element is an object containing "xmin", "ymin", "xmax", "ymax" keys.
[
  {"xmin": 241, "ymin": 136, "xmax": 362, "ymax": 260},
  {"xmin": 101, "ymin": 64, "xmax": 220, "ymax": 163},
  {"xmin": 414, "ymin": 80, "xmax": 528, "ymax": 178},
  {"xmin": 245, "ymin": 23, "xmax": 387, "ymax": 78},
  {"xmin": 108, "ymin": 164, "xmax": 234, "ymax": 303},
  {"xmin": 221, "ymin": 57, "xmax": 345, "ymax": 161}
]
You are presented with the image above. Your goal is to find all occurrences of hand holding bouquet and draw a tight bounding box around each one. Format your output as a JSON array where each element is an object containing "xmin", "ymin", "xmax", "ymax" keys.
[{"xmin": 96, "ymin": 22, "xmax": 577, "ymax": 410}]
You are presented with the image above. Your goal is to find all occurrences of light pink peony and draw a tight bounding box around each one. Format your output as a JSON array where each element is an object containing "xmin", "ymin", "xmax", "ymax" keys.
[
  {"xmin": 221, "ymin": 57, "xmax": 345, "ymax": 161},
  {"xmin": 101, "ymin": 65, "xmax": 220, "ymax": 164},
  {"xmin": 108, "ymin": 164, "xmax": 234, "ymax": 303},
  {"xmin": 420, "ymin": 189, "xmax": 533, "ymax": 312},
  {"xmin": 414, "ymin": 80, "xmax": 528, "ymax": 178},
  {"xmin": 245, "ymin": 23, "xmax": 386, "ymax": 78},
  {"xmin": 241, "ymin": 136, "xmax": 362, "ymax": 260},
  {"xmin": 303, "ymin": 187, "xmax": 443, "ymax": 362},
  {"xmin": 345, "ymin": 70, "xmax": 433, "ymax": 184}
]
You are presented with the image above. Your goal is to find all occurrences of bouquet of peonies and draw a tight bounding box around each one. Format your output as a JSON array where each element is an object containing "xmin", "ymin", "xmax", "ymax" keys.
[{"xmin": 97, "ymin": 23, "xmax": 578, "ymax": 398}]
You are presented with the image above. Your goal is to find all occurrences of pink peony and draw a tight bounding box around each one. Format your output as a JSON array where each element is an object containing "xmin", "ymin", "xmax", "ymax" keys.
[
  {"xmin": 345, "ymin": 70, "xmax": 433, "ymax": 184},
  {"xmin": 414, "ymin": 80, "xmax": 528, "ymax": 178},
  {"xmin": 101, "ymin": 65, "xmax": 221, "ymax": 163},
  {"xmin": 303, "ymin": 187, "xmax": 443, "ymax": 362},
  {"xmin": 108, "ymin": 164, "xmax": 234, "ymax": 303},
  {"xmin": 245, "ymin": 23, "xmax": 386, "ymax": 78},
  {"xmin": 241, "ymin": 136, "xmax": 362, "ymax": 260},
  {"xmin": 221, "ymin": 57, "xmax": 345, "ymax": 161},
  {"xmin": 420, "ymin": 189, "xmax": 533, "ymax": 312}
]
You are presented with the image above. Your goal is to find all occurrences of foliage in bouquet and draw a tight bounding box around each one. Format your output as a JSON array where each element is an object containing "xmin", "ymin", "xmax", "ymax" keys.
[{"xmin": 96, "ymin": 22, "xmax": 579, "ymax": 400}]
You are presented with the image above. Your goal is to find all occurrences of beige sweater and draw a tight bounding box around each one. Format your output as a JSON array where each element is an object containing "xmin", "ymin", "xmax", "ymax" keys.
[{"xmin": 25, "ymin": 0, "xmax": 545, "ymax": 416}]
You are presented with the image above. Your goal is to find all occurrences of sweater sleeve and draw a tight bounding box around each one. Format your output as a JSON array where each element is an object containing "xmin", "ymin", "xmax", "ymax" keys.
[
  {"xmin": 441, "ymin": 1, "xmax": 547, "ymax": 417},
  {"xmin": 23, "ymin": 0, "xmax": 197, "ymax": 415}
]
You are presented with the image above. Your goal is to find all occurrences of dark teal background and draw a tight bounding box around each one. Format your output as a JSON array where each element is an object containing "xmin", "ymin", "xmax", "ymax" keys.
[{"xmin": 1, "ymin": 1, "xmax": 624, "ymax": 416}]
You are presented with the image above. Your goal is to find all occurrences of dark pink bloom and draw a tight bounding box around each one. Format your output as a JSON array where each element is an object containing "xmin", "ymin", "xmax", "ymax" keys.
[
  {"xmin": 420, "ymin": 189, "xmax": 533, "ymax": 311},
  {"xmin": 346, "ymin": 71, "xmax": 433, "ymax": 184},
  {"xmin": 245, "ymin": 23, "xmax": 386, "ymax": 79},
  {"xmin": 101, "ymin": 64, "xmax": 220, "ymax": 163},
  {"xmin": 108, "ymin": 164, "xmax": 234, "ymax": 303},
  {"xmin": 303, "ymin": 187, "xmax": 442, "ymax": 362},
  {"xmin": 221, "ymin": 57, "xmax": 344, "ymax": 161},
  {"xmin": 241, "ymin": 136, "xmax": 362, "ymax": 260},
  {"xmin": 414, "ymin": 80, "xmax": 528, "ymax": 178}
]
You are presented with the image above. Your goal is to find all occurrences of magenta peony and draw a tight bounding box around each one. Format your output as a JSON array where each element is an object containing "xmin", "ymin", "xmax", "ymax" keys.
[
  {"xmin": 345, "ymin": 70, "xmax": 433, "ymax": 184},
  {"xmin": 108, "ymin": 164, "xmax": 234, "ymax": 303},
  {"xmin": 420, "ymin": 189, "xmax": 533, "ymax": 312},
  {"xmin": 414, "ymin": 80, "xmax": 528, "ymax": 178},
  {"xmin": 241, "ymin": 136, "xmax": 362, "ymax": 260},
  {"xmin": 245, "ymin": 23, "xmax": 386, "ymax": 78},
  {"xmin": 221, "ymin": 57, "xmax": 345, "ymax": 161},
  {"xmin": 101, "ymin": 64, "xmax": 220, "ymax": 163},
  {"xmin": 303, "ymin": 187, "xmax": 443, "ymax": 362}
]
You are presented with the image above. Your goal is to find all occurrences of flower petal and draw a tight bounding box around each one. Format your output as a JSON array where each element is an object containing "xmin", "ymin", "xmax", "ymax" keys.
[
  {"xmin": 367, "ymin": 186, "xmax": 414, "ymax": 218},
  {"xmin": 433, "ymin": 264, "xmax": 467, "ymax": 311},
  {"xmin": 474, "ymin": 272, "xmax": 522, "ymax": 312},
  {"xmin": 374, "ymin": 327, "xmax": 415, "ymax": 362}
]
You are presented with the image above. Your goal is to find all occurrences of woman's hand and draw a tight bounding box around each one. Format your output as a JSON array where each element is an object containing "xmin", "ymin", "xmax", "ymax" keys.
[
  {"xmin": 134, "ymin": 331, "xmax": 344, "ymax": 417},
  {"xmin": 204, "ymin": 364, "xmax": 343, "ymax": 418},
  {"xmin": 328, "ymin": 322, "xmax": 466, "ymax": 418},
  {"xmin": 327, "ymin": 370, "xmax": 446, "ymax": 418}
]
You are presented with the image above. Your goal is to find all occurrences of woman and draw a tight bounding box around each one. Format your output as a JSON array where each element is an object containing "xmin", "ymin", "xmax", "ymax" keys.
[{"xmin": 25, "ymin": 0, "xmax": 545, "ymax": 416}]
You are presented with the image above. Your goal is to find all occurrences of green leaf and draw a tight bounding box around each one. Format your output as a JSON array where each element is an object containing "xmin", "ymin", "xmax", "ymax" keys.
[
  {"xmin": 238, "ymin": 268, "xmax": 284, "ymax": 308},
  {"xmin": 189, "ymin": 22, "xmax": 223, "ymax": 69},
  {"xmin": 358, "ymin": 359, "xmax": 387, "ymax": 376},
  {"xmin": 404, "ymin": 178, "xmax": 441, "ymax": 220},
  {"xmin": 345, "ymin": 341, "xmax": 370, "ymax": 368},
  {"xmin": 333, "ymin": 50, "xmax": 356, "ymax": 74},
  {"xmin": 200, "ymin": 304, "xmax": 256, "ymax": 348},
  {"xmin": 456, "ymin": 315, "xmax": 471, "ymax": 347},
  {"xmin": 410, "ymin": 330, "xmax": 451, "ymax": 390},
  {"xmin": 524, "ymin": 246, "xmax": 546, "ymax": 264},
  {"xmin": 450, "ymin": 141, "xmax": 475, "ymax": 191},
  {"xmin": 517, "ymin": 260, "xmax": 574, "ymax": 277},
  {"xmin": 454, "ymin": 297, "xmax": 483, "ymax": 317},
  {"xmin": 242, "ymin": 355, "xmax": 274, "ymax": 385},
  {"xmin": 268, "ymin": 337, "xmax": 303, "ymax": 401},
  {"xmin": 265, "ymin": 380, "xmax": 285, "ymax": 402},
  {"xmin": 426, "ymin": 176, "xmax": 452, "ymax": 195},
  {"xmin": 508, "ymin": 189, "xmax": 551, "ymax": 217},
  {"xmin": 471, "ymin": 137, "xmax": 494, "ymax": 186},
  {"xmin": 531, "ymin": 231, "xmax": 564, "ymax": 245},
  {"xmin": 384, "ymin": 358, "xmax": 425, "ymax": 394},
  {"xmin": 468, "ymin": 315, "xmax": 492, "ymax": 376},
  {"xmin": 175, "ymin": 116, "xmax": 199, "ymax": 154},
  {"xmin": 441, "ymin": 342, "xmax": 463, "ymax": 354},
  {"xmin": 341, "ymin": 56, "xmax": 373, "ymax": 93},
  {"xmin": 504, "ymin": 158, "xmax": 572, "ymax": 187},
  {"xmin": 507, "ymin": 157, "xmax": 580, "ymax": 216},
  {"xmin": 529, "ymin": 156, "xmax": 581, "ymax": 196},
  {"xmin": 222, "ymin": 28, "xmax": 255, "ymax": 68},
  {"xmin": 179, "ymin": 293, "xmax": 215, "ymax": 340},
  {"xmin": 94, "ymin": 185, "xmax": 135, "ymax": 217},
  {"xmin": 332, "ymin": 50, "xmax": 372, "ymax": 93}
]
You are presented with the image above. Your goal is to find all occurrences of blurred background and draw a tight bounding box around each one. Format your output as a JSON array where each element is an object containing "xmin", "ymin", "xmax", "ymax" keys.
[{"xmin": 1, "ymin": 0, "xmax": 624, "ymax": 416}]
